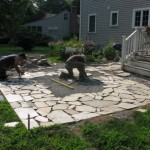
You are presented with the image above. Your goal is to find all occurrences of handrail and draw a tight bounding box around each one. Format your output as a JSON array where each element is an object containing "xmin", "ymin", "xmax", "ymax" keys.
[{"xmin": 121, "ymin": 28, "xmax": 149, "ymax": 69}]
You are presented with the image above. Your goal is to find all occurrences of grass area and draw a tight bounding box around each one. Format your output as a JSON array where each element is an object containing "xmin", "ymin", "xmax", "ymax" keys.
[
  {"xmin": 0, "ymin": 100, "xmax": 150, "ymax": 149},
  {"xmin": 0, "ymin": 45, "xmax": 62, "ymax": 63},
  {"xmin": 0, "ymin": 100, "xmax": 92, "ymax": 150}
]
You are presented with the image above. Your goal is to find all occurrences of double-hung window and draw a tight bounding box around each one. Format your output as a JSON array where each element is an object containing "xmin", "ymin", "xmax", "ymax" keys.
[
  {"xmin": 88, "ymin": 14, "xmax": 96, "ymax": 33},
  {"xmin": 133, "ymin": 8, "xmax": 150, "ymax": 27},
  {"xmin": 110, "ymin": 11, "xmax": 119, "ymax": 26}
]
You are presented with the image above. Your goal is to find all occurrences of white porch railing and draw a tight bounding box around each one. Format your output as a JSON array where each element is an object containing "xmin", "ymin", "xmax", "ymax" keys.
[{"xmin": 121, "ymin": 28, "xmax": 150, "ymax": 69}]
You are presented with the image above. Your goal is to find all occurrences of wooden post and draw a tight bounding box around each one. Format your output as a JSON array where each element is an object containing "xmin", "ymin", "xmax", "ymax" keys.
[
  {"xmin": 121, "ymin": 36, "xmax": 126, "ymax": 70},
  {"xmin": 28, "ymin": 114, "xmax": 30, "ymax": 130}
]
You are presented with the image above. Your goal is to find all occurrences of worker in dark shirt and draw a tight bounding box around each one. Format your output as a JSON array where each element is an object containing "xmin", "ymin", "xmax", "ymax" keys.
[
  {"xmin": 0, "ymin": 53, "xmax": 27, "ymax": 80},
  {"xmin": 60, "ymin": 54, "xmax": 88, "ymax": 81}
]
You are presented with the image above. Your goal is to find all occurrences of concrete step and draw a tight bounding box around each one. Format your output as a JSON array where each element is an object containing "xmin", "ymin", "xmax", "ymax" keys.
[
  {"xmin": 135, "ymin": 55, "xmax": 150, "ymax": 62},
  {"xmin": 123, "ymin": 63, "xmax": 150, "ymax": 77},
  {"xmin": 127, "ymin": 60, "xmax": 150, "ymax": 70}
]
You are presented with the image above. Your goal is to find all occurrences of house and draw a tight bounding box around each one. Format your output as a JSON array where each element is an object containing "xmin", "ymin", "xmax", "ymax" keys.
[
  {"xmin": 80, "ymin": 0, "xmax": 150, "ymax": 77},
  {"xmin": 24, "ymin": 7, "xmax": 79, "ymax": 40},
  {"xmin": 79, "ymin": 0, "xmax": 150, "ymax": 47}
]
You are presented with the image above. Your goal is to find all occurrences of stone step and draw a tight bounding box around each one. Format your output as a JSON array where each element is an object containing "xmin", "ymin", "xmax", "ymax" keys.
[
  {"xmin": 127, "ymin": 60, "xmax": 150, "ymax": 70},
  {"xmin": 123, "ymin": 63, "xmax": 150, "ymax": 77},
  {"xmin": 135, "ymin": 55, "xmax": 150, "ymax": 62}
]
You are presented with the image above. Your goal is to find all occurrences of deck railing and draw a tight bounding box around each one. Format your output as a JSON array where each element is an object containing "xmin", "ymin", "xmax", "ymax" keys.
[{"xmin": 121, "ymin": 28, "xmax": 149, "ymax": 68}]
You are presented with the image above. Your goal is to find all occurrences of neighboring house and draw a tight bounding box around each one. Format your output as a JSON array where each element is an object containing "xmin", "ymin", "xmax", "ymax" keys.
[
  {"xmin": 79, "ymin": 0, "xmax": 150, "ymax": 47},
  {"xmin": 24, "ymin": 7, "xmax": 79, "ymax": 40}
]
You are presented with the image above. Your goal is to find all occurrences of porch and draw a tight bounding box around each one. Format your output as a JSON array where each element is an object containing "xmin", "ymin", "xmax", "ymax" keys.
[{"xmin": 121, "ymin": 28, "xmax": 150, "ymax": 77}]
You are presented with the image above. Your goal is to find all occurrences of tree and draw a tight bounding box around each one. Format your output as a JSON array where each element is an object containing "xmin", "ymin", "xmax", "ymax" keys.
[{"xmin": 0, "ymin": 0, "xmax": 35, "ymax": 37}]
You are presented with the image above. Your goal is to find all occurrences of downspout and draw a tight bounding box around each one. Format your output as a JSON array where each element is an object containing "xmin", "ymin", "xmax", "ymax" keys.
[{"xmin": 79, "ymin": 0, "xmax": 82, "ymax": 41}]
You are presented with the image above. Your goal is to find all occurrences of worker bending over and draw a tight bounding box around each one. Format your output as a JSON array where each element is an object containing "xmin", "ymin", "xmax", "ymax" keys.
[
  {"xmin": 0, "ymin": 53, "xmax": 27, "ymax": 80},
  {"xmin": 60, "ymin": 54, "xmax": 88, "ymax": 81}
]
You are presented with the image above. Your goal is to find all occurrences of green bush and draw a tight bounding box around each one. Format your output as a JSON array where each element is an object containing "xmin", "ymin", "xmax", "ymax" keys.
[
  {"xmin": 86, "ymin": 55, "xmax": 96, "ymax": 62},
  {"xmin": 102, "ymin": 44, "xmax": 116, "ymax": 60}
]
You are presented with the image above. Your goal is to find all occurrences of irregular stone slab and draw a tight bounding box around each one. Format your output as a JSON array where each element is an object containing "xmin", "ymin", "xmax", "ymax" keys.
[
  {"xmin": 62, "ymin": 96, "xmax": 80, "ymax": 102},
  {"xmin": 46, "ymin": 101, "xmax": 57, "ymax": 106},
  {"xmin": 0, "ymin": 95, "xmax": 4, "ymax": 101},
  {"xmin": 75, "ymin": 105, "xmax": 96, "ymax": 112},
  {"xmin": 118, "ymin": 103, "xmax": 137, "ymax": 109},
  {"xmin": 14, "ymin": 108, "xmax": 38, "ymax": 119},
  {"xmin": 117, "ymin": 72, "xmax": 130, "ymax": 77},
  {"xmin": 15, "ymin": 90, "xmax": 31, "ymax": 94},
  {"xmin": 0, "ymin": 87, "xmax": 12, "ymax": 92},
  {"xmin": 31, "ymin": 94, "xmax": 47, "ymax": 99},
  {"xmin": 21, "ymin": 85, "xmax": 39, "ymax": 90},
  {"xmin": 64, "ymin": 109, "xmax": 78, "ymax": 115},
  {"xmin": 39, "ymin": 89, "xmax": 52, "ymax": 94},
  {"xmin": 34, "ymin": 102, "xmax": 49, "ymax": 108},
  {"xmin": 72, "ymin": 112, "xmax": 99, "ymax": 121},
  {"xmin": 35, "ymin": 116, "xmax": 49, "ymax": 122},
  {"xmin": 95, "ymin": 95, "xmax": 103, "ymax": 100},
  {"xmin": 37, "ymin": 107, "xmax": 51, "ymax": 116},
  {"xmin": 23, "ymin": 96, "xmax": 34, "ymax": 101},
  {"xmin": 22, "ymin": 119, "xmax": 39, "ymax": 129},
  {"xmin": 101, "ymin": 105, "xmax": 124, "ymax": 113},
  {"xmin": 69, "ymin": 105, "xmax": 75, "ymax": 109},
  {"xmin": 47, "ymin": 110, "xmax": 74, "ymax": 123},
  {"xmin": 85, "ymin": 93, "xmax": 96, "ymax": 98},
  {"xmin": 21, "ymin": 102, "xmax": 35, "ymax": 108},
  {"xmin": 5, "ymin": 94, "xmax": 23, "ymax": 102},
  {"xmin": 35, "ymin": 84, "xmax": 49, "ymax": 89},
  {"xmin": 68, "ymin": 101, "xmax": 82, "ymax": 106},
  {"xmin": 30, "ymin": 91, "xmax": 42, "ymax": 94},
  {"xmin": 79, "ymin": 96, "xmax": 93, "ymax": 102},
  {"xmin": 119, "ymin": 94, "xmax": 135, "ymax": 100},
  {"xmin": 10, "ymin": 102, "xmax": 21, "ymax": 109},
  {"xmin": 114, "ymin": 89, "xmax": 133, "ymax": 94},
  {"xmin": 134, "ymin": 94, "xmax": 150, "ymax": 99},
  {"xmin": 103, "ymin": 85, "xmax": 119, "ymax": 88},
  {"xmin": 102, "ymin": 88, "xmax": 113, "ymax": 94},
  {"xmin": 40, "ymin": 122, "xmax": 54, "ymax": 127},
  {"xmin": 121, "ymin": 99, "xmax": 136, "ymax": 104},
  {"xmin": 32, "ymin": 97, "xmax": 55, "ymax": 102},
  {"xmin": 53, "ymin": 104, "xmax": 69, "ymax": 110},
  {"xmin": 4, "ymin": 122, "xmax": 19, "ymax": 127},
  {"xmin": 103, "ymin": 96, "xmax": 121, "ymax": 102},
  {"xmin": 70, "ymin": 93, "xmax": 85, "ymax": 99},
  {"xmin": 83, "ymin": 100, "xmax": 118, "ymax": 108},
  {"xmin": 136, "ymin": 109, "xmax": 147, "ymax": 113}
]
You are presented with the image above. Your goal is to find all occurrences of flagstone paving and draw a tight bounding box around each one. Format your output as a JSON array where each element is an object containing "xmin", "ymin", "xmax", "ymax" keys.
[{"xmin": 0, "ymin": 62, "xmax": 150, "ymax": 129}]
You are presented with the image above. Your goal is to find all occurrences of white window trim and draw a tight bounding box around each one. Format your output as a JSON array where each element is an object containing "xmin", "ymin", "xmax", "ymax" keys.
[
  {"xmin": 110, "ymin": 11, "xmax": 119, "ymax": 26},
  {"xmin": 88, "ymin": 14, "xmax": 96, "ymax": 33},
  {"xmin": 132, "ymin": 7, "xmax": 150, "ymax": 28}
]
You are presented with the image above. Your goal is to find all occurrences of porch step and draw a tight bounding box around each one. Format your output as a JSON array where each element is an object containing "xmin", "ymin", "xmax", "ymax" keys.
[
  {"xmin": 123, "ymin": 63, "xmax": 150, "ymax": 77},
  {"xmin": 127, "ymin": 60, "xmax": 150, "ymax": 70},
  {"xmin": 135, "ymin": 55, "xmax": 150, "ymax": 62}
]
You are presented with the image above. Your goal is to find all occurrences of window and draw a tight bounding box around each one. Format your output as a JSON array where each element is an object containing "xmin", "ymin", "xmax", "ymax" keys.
[
  {"xmin": 37, "ymin": 26, "xmax": 42, "ymax": 32},
  {"xmin": 88, "ymin": 14, "xmax": 96, "ymax": 33},
  {"xmin": 133, "ymin": 8, "xmax": 150, "ymax": 27},
  {"xmin": 64, "ymin": 14, "xmax": 68, "ymax": 20},
  {"xmin": 26, "ymin": 26, "xmax": 42, "ymax": 32},
  {"xmin": 110, "ymin": 11, "xmax": 119, "ymax": 26}
]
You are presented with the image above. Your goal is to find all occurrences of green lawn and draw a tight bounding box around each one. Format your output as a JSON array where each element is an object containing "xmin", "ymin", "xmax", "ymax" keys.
[
  {"xmin": 0, "ymin": 45, "xmax": 62, "ymax": 63},
  {"xmin": 0, "ymin": 100, "xmax": 150, "ymax": 150}
]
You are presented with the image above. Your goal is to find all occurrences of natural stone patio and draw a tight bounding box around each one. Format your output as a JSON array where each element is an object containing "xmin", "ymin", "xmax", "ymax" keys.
[{"xmin": 0, "ymin": 62, "xmax": 150, "ymax": 129}]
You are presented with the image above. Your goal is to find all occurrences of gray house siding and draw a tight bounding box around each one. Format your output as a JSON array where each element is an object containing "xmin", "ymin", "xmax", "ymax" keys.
[
  {"xmin": 25, "ymin": 10, "xmax": 70, "ymax": 40},
  {"xmin": 80, "ymin": 0, "xmax": 150, "ymax": 47}
]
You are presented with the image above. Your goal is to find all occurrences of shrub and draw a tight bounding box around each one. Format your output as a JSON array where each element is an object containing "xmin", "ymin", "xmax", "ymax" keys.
[
  {"xmin": 0, "ymin": 37, "xmax": 11, "ymax": 44},
  {"xmin": 84, "ymin": 40, "xmax": 96, "ymax": 55},
  {"xmin": 86, "ymin": 55, "xmax": 96, "ymax": 62},
  {"xmin": 102, "ymin": 44, "xmax": 116, "ymax": 60}
]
